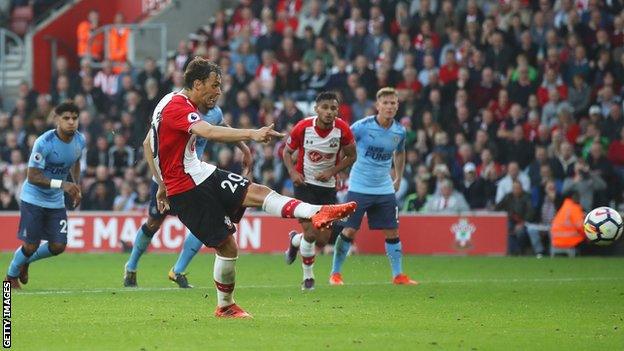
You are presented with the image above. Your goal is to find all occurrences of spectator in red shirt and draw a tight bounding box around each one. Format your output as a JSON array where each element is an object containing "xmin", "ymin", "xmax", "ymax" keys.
[
  {"xmin": 537, "ymin": 67, "xmax": 568, "ymax": 106},
  {"xmin": 489, "ymin": 89, "xmax": 512, "ymax": 123},
  {"xmin": 396, "ymin": 67, "xmax": 422, "ymax": 97},
  {"xmin": 255, "ymin": 50, "xmax": 279, "ymax": 96},
  {"xmin": 438, "ymin": 49, "xmax": 459, "ymax": 85},
  {"xmin": 607, "ymin": 128, "xmax": 624, "ymax": 179},
  {"xmin": 471, "ymin": 67, "xmax": 500, "ymax": 110}
]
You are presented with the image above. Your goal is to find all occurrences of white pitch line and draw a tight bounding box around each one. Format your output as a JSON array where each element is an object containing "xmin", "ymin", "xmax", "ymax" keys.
[{"xmin": 14, "ymin": 276, "xmax": 624, "ymax": 296}]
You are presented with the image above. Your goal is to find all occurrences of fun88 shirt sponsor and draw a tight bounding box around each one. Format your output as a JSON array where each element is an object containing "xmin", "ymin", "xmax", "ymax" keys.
[
  {"xmin": 21, "ymin": 130, "xmax": 86, "ymax": 208},
  {"xmin": 348, "ymin": 116, "xmax": 406, "ymax": 195}
]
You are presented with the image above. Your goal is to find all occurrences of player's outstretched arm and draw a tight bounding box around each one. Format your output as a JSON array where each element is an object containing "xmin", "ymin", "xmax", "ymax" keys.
[
  {"xmin": 191, "ymin": 121, "xmax": 285, "ymax": 143},
  {"xmin": 27, "ymin": 167, "xmax": 81, "ymax": 206}
]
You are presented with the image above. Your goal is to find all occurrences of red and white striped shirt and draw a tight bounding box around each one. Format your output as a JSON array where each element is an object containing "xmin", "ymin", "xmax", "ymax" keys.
[
  {"xmin": 150, "ymin": 92, "xmax": 216, "ymax": 196},
  {"xmin": 286, "ymin": 117, "xmax": 354, "ymax": 188}
]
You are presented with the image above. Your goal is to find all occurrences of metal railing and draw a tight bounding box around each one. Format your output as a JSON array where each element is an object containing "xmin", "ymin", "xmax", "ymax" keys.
[
  {"xmin": 85, "ymin": 23, "xmax": 167, "ymax": 70},
  {"xmin": 0, "ymin": 28, "xmax": 25, "ymax": 92}
]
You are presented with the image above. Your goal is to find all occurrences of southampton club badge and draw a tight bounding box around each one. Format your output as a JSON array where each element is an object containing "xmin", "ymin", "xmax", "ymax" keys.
[
  {"xmin": 451, "ymin": 218, "xmax": 476, "ymax": 249},
  {"xmin": 224, "ymin": 216, "xmax": 233, "ymax": 230}
]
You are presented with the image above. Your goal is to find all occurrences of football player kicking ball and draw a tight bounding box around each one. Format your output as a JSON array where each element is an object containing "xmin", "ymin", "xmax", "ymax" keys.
[
  {"xmin": 283, "ymin": 91, "xmax": 356, "ymax": 291},
  {"xmin": 5, "ymin": 102, "xmax": 85, "ymax": 289},
  {"xmin": 123, "ymin": 92, "xmax": 252, "ymax": 288},
  {"xmin": 147, "ymin": 57, "xmax": 356, "ymax": 318},
  {"xmin": 329, "ymin": 87, "xmax": 418, "ymax": 286}
]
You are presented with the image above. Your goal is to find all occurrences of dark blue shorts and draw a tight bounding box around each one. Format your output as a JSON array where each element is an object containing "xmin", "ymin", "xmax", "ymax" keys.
[
  {"xmin": 341, "ymin": 191, "xmax": 398, "ymax": 230},
  {"xmin": 17, "ymin": 201, "xmax": 68, "ymax": 244},
  {"xmin": 149, "ymin": 181, "xmax": 175, "ymax": 219}
]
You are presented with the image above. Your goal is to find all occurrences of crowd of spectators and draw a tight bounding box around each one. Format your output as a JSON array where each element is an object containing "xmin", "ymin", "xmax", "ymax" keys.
[{"xmin": 2, "ymin": 0, "xmax": 624, "ymax": 254}]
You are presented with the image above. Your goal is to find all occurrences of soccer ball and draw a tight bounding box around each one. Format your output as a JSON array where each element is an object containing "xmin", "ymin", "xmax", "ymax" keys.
[{"xmin": 583, "ymin": 207, "xmax": 624, "ymax": 246}]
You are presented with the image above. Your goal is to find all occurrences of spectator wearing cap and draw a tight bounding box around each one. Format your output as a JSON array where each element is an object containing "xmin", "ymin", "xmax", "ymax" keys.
[
  {"xmin": 458, "ymin": 162, "xmax": 492, "ymax": 209},
  {"xmin": 423, "ymin": 179, "xmax": 470, "ymax": 213}
]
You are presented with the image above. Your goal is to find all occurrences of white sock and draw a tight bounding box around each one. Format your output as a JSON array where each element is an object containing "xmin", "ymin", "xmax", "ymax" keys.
[
  {"xmin": 262, "ymin": 191, "xmax": 321, "ymax": 218},
  {"xmin": 291, "ymin": 233, "xmax": 303, "ymax": 247},
  {"xmin": 300, "ymin": 238, "xmax": 315, "ymax": 280},
  {"xmin": 213, "ymin": 255, "xmax": 237, "ymax": 308}
]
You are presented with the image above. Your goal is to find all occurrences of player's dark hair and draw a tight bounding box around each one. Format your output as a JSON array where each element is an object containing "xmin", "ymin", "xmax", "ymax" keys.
[
  {"xmin": 54, "ymin": 101, "xmax": 79, "ymax": 116},
  {"xmin": 184, "ymin": 57, "xmax": 221, "ymax": 89},
  {"xmin": 315, "ymin": 91, "xmax": 340, "ymax": 104}
]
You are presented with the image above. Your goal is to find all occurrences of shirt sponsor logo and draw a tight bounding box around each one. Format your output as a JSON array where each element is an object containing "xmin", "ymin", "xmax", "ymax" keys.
[
  {"xmin": 364, "ymin": 146, "xmax": 392, "ymax": 161},
  {"xmin": 308, "ymin": 150, "xmax": 334, "ymax": 163}
]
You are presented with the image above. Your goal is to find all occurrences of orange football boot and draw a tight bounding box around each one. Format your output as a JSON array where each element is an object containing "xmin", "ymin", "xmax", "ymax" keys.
[
  {"xmin": 214, "ymin": 304, "xmax": 252, "ymax": 318},
  {"xmin": 311, "ymin": 201, "xmax": 357, "ymax": 229},
  {"xmin": 329, "ymin": 272, "xmax": 344, "ymax": 285},
  {"xmin": 392, "ymin": 274, "xmax": 419, "ymax": 285}
]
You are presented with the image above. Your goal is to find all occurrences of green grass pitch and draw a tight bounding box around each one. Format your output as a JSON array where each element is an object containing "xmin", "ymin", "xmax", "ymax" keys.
[{"xmin": 4, "ymin": 252, "xmax": 624, "ymax": 350}]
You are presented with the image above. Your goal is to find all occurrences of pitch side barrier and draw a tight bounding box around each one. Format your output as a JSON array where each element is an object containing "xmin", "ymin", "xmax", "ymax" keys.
[{"xmin": 0, "ymin": 212, "xmax": 507, "ymax": 255}]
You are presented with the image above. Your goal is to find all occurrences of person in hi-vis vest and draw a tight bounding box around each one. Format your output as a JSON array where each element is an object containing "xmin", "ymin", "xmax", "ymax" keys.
[
  {"xmin": 108, "ymin": 13, "xmax": 130, "ymax": 73},
  {"xmin": 77, "ymin": 10, "xmax": 103, "ymax": 60}
]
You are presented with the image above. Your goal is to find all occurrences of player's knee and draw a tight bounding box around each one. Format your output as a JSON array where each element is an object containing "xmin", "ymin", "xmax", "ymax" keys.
[
  {"xmin": 302, "ymin": 229, "xmax": 317, "ymax": 243},
  {"xmin": 22, "ymin": 243, "xmax": 39, "ymax": 256},
  {"xmin": 144, "ymin": 218, "xmax": 163, "ymax": 236},
  {"xmin": 242, "ymin": 183, "xmax": 272, "ymax": 207},
  {"xmin": 342, "ymin": 228, "xmax": 358, "ymax": 239},
  {"xmin": 216, "ymin": 235, "xmax": 238, "ymax": 258},
  {"xmin": 384, "ymin": 230, "xmax": 399, "ymax": 239},
  {"xmin": 314, "ymin": 228, "xmax": 332, "ymax": 247},
  {"xmin": 48, "ymin": 243, "xmax": 66, "ymax": 255}
]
